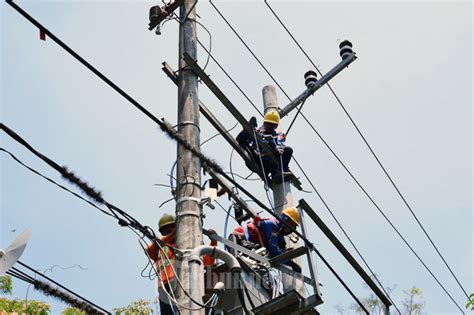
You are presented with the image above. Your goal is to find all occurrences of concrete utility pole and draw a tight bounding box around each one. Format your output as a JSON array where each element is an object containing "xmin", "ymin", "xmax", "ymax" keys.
[
  {"xmin": 262, "ymin": 85, "xmax": 305, "ymax": 296},
  {"xmin": 175, "ymin": 1, "xmax": 205, "ymax": 314}
]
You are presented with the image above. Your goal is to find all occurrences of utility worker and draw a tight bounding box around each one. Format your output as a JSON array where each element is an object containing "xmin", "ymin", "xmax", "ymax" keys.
[
  {"xmin": 236, "ymin": 111, "xmax": 293, "ymax": 184},
  {"xmin": 146, "ymin": 213, "xmax": 217, "ymax": 315},
  {"xmin": 230, "ymin": 207, "xmax": 302, "ymax": 273}
]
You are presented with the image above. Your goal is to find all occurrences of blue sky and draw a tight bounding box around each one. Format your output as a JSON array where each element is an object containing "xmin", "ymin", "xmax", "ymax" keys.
[{"xmin": 1, "ymin": 1, "xmax": 472, "ymax": 314}]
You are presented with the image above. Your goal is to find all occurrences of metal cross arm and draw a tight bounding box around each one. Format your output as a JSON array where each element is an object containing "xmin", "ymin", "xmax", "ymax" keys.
[
  {"xmin": 279, "ymin": 52, "xmax": 357, "ymax": 118},
  {"xmin": 298, "ymin": 199, "xmax": 392, "ymax": 309},
  {"xmin": 148, "ymin": 0, "xmax": 184, "ymax": 31}
]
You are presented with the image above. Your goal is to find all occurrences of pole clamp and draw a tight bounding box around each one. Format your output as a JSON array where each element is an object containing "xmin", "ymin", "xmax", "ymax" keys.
[
  {"xmin": 176, "ymin": 210, "xmax": 201, "ymax": 218},
  {"xmin": 176, "ymin": 196, "xmax": 201, "ymax": 206},
  {"xmin": 176, "ymin": 121, "xmax": 200, "ymax": 132}
]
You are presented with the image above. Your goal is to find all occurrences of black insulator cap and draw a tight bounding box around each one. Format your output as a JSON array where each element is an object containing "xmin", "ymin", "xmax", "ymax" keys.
[
  {"xmin": 149, "ymin": 5, "xmax": 161, "ymax": 22},
  {"xmin": 304, "ymin": 70, "xmax": 318, "ymax": 79},
  {"xmin": 339, "ymin": 40, "xmax": 353, "ymax": 49},
  {"xmin": 304, "ymin": 70, "xmax": 318, "ymax": 88},
  {"xmin": 339, "ymin": 40, "xmax": 353, "ymax": 59}
]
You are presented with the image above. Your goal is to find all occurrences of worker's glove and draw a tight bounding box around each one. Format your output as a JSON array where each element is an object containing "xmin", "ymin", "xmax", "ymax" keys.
[
  {"xmin": 207, "ymin": 228, "xmax": 217, "ymax": 235},
  {"xmin": 249, "ymin": 116, "xmax": 257, "ymax": 128},
  {"xmin": 288, "ymin": 261, "xmax": 302, "ymax": 273}
]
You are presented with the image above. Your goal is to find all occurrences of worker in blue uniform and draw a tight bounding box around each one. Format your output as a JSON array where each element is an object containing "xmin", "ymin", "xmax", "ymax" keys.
[{"xmin": 230, "ymin": 207, "xmax": 302, "ymax": 273}]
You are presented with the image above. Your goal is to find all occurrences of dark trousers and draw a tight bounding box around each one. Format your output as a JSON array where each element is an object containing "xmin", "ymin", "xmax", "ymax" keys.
[
  {"xmin": 158, "ymin": 282, "xmax": 175, "ymax": 315},
  {"xmin": 159, "ymin": 299, "xmax": 174, "ymax": 315},
  {"xmin": 257, "ymin": 146, "xmax": 293, "ymax": 176},
  {"xmin": 236, "ymin": 130, "xmax": 293, "ymax": 177}
]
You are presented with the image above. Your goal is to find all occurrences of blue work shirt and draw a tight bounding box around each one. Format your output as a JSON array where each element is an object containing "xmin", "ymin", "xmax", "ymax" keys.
[{"xmin": 258, "ymin": 218, "xmax": 287, "ymax": 258}]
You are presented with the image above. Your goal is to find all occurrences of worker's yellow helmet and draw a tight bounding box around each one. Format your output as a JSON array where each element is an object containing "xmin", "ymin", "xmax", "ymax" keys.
[
  {"xmin": 158, "ymin": 213, "xmax": 176, "ymax": 232},
  {"xmin": 281, "ymin": 207, "xmax": 299, "ymax": 225},
  {"xmin": 263, "ymin": 111, "xmax": 280, "ymax": 125}
]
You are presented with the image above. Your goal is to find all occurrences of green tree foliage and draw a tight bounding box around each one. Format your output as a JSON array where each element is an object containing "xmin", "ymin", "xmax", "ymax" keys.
[
  {"xmin": 349, "ymin": 285, "xmax": 425, "ymax": 315},
  {"xmin": 467, "ymin": 293, "xmax": 474, "ymax": 311},
  {"xmin": 1, "ymin": 275, "xmax": 51, "ymax": 314},
  {"xmin": 61, "ymin": 306, "xmax": 87, "ymax": 315},
  {"xmin": 112, "ymin": 299, "xmax": 153, "ymax": 315},
  {"xmin": 401, "ymin": 286, "xmax": 425, "ymax": 315},
  {"xmin": 0, "ymin": 297, "xmax": 51, "ymax": 314},
  {"xmin": 0, "ymin": 276, "xmax": 13, "ymax": 295}
]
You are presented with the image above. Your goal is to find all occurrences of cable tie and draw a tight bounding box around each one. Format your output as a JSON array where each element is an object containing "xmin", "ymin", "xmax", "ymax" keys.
[{"xmin": 176, "ymin": 196, "xmax": 201, "ymax": 206}]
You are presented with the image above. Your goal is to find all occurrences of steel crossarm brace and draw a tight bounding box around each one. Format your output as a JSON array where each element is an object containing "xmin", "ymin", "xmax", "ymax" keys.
[
  {"xmin": 181, "ymin": 53, "xmax": 280, "ymax": 166},
  {"xmin": 202, "ymin": 229, "xmax": 314, "ymax": 286},
  {"xmin": 268, "ymin": 246, "xmax": 308, "ymax": 265},
  {"xmin": 298, "ymin": 199, "xmax": 392, "ymax": 308},
  {"xmin": 279, "ymin": 53, "xmax": 357, "ymax": 118},
  {"xmin": 162, "ymin": 62, "xmax": 263, "ymax": 177}
]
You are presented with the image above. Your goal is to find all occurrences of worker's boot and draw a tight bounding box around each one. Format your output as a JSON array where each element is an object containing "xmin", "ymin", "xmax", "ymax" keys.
[{"xmin": 271, "ymin": 170, "xmax": 293, "ymax": 185}]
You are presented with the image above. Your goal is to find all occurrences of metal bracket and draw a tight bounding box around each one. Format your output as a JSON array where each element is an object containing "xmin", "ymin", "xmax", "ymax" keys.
[
  {"xmin": 176, "ymin": 120, "xmax": 201, "ymax": 132},
  {"xmin": 203, "ymin": 229, "xmax": 313, "ymax": 286}
]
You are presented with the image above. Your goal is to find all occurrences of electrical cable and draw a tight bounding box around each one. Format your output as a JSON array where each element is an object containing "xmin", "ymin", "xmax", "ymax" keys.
[
  {"xmin": 197, "ymin": 39, "xmax": 263, "ymax": 117},
  {"xmin": 265, "ymin": 0, "xmax": 469, "ymax": 303},
  {"xmin": 207, "ymin": 2, "xmax": 464, "ymax": 312},
  {"xmin": 224, "ymin": 172, "xmax": 260, "ymax": 182},
  {"xmin": 216, "ymin": 170, "xmax": 371, "ymax": 312},
  {"xmin": 1, "ymin": 126, "xmax": 168, "ymax": 262},
  {"xmin": 285, "ymin": 97, "xmax": 307, "ymax": 136},
  {"xmin": 228, "ymin": 148, "xmax": 239, "ymax": 194},
  {"xmin": 0, "ymin": 148, "xmax": 115, "ymax": 219},
  {"xmin": 4, "ymin": 2, "xmax": 224, "ymax": 176},
  {"xmin": 251, "ymin": 128, "xmax": 275, "ymax": 210},
  {"xmin": 140, "ymin": 228, "xmax": 217, "ymax": 311},
  {"xmin": 209, "ymin": 0, "xmax": 292, "ymax": 102},
  {"xmin": 292, "ymin": 156, "xmax": 401, "ymax": 314},
  {"xmin": 239, "ymin": 275, "xmax": 256, "ymax": 310},
  {"xmin": 5, "ymin": 3, "xmax": 377, "ymax": 310},
  {"xmin": 214, "ymin": 199, "xmax": 237, "ymax": 237},
  {"xmin": 17, "ymin": 262, "xmax": 107, "ymax": 314},
  {"xmin": 201, "ymin": 122, "xmax": 238, "ymax": 146},
  {"xmin": 170, "ymin": 160, "xmax": 178, "ymax": 193},
  {"xmin": 298, "ymin": 113, "xmax": 465, "ymax": 313}
]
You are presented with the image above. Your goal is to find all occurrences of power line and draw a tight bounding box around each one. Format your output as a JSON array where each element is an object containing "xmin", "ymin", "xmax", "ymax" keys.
[
  {"xmin": 5, "ymin": 3, "xmax": 384, "ymax": 310},
  {"xmin": 201, "ymin": 122, "xmax": 238, "ymax": 146},
  {"xmin": 292, "ymin": 156, "xmax": 401, "ymax": 315},
  {"xmin": 209, "ymin": 0, "xmax": 292, "ymax": 102},
  {"xmin": 1, "ymin": 133, "xmax": 207, "ymax": 311},
  {"xmin": 207, "ymin": 0, "xmax": 399, "ymax": 305},
  {"xmin": 208, "ymin": 2, "xmax": 465, "ymax": 313},
  {"xmin": 299, "ymin": 114, "xmax": 464, "ymax": 313},
  {"xmin": 0, "ymin": 124, "xmax": 164, "ymax": 249},
  {"xmin": 197, "ymin": 39, "xmax": 262, "ymax": 117},
  {"xmin": 0, "ymin": 148, "xmax": 114, "ymax": 219},
  {"xmin": 8, "ymin": 262, "xmax": 110, "ymax": 314},
  {"xmin": 264, "ymin": 0, "xmax": 469, "ymax": 301}
]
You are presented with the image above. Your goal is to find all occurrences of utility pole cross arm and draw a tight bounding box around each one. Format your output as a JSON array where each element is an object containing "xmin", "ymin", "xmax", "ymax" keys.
[
  {"xmin": 162, "ymin": 61, "xmax": 264, "ymax": 177},
  {"xmin": 148, "ymin": 0, "xmax": 185, "ymax": 30},
  {"xmin": 279, "ymin": 52, "xmax": 357, "ymax": 118}
]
